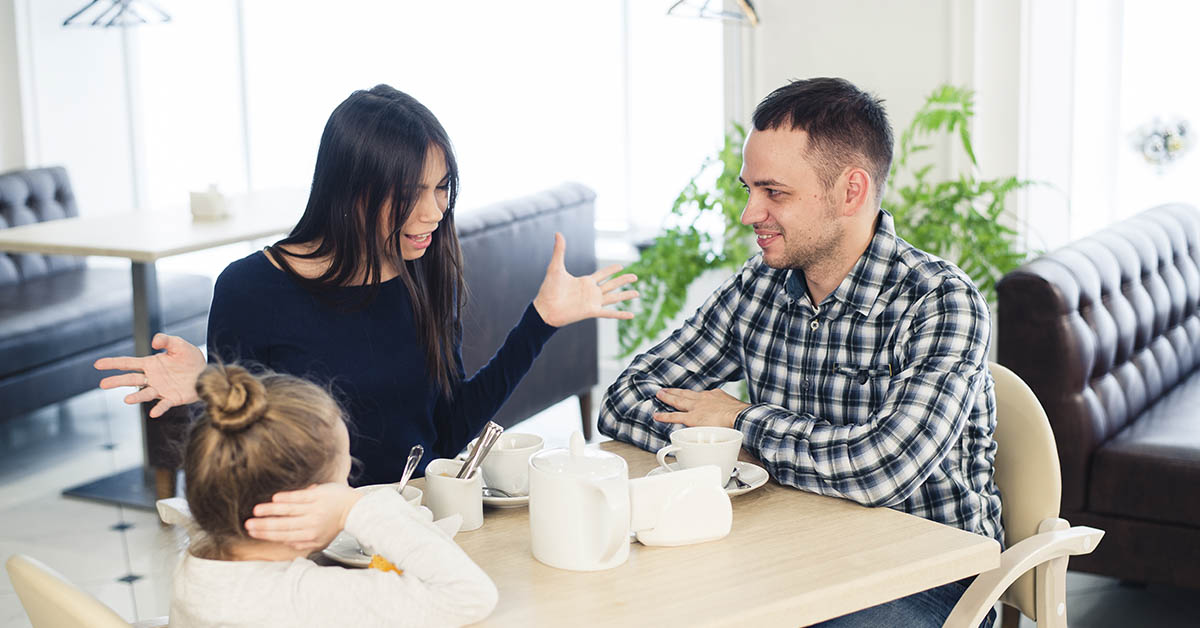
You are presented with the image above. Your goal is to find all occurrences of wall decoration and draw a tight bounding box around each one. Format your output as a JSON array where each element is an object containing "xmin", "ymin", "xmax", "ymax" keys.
[{"xmin": 1131, "ymin": 117, "xmax": 1192, "ymax": 171}]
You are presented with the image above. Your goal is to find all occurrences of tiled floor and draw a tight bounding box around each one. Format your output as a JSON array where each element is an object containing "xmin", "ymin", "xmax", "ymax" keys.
[{"xmin": 3, "ymin": 381, "xmax": 1200, "ymax": 626}]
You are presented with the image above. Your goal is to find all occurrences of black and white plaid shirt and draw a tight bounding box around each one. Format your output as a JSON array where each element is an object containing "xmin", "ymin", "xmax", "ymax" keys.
[{"xmin": 600, "ymin": 210, "xmax": 1002, "ymax": 541}]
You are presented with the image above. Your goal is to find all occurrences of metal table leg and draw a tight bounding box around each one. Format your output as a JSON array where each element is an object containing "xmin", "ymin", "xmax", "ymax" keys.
[{"xmin": 63, "ymin": 261, "xmax": 173, "ymax": 511}]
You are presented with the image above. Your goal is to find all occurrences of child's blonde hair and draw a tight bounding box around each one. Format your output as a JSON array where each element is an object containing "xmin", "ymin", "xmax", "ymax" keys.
[{"xmin": 184, "ymin": 363, "xmax": 344, "ymax": 559}]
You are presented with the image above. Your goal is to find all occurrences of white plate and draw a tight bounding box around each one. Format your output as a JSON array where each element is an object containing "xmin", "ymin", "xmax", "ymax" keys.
[
  {"xmin": 482, "ymin": 491, "xmax": 529, "ymax": 508},
  {"xmin": 645, "ymin": 461, "xmax": 769, "ymax": 497}
]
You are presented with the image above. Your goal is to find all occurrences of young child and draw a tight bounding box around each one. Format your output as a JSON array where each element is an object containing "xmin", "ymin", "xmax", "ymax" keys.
[{"xmin": 169, "ymin": 364, "xmax": 498, "ymax": 627}]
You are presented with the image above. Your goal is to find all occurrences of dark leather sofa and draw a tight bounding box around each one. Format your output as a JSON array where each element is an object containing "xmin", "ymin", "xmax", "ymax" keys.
[
  {"xmin": 997, "ymin": 203, "xmax": 1200, "ymax": 589},
  {"xmin": 457, "ymin": 182, "xmax": 599, "ymax": 437},
  {"xmin": 0, "ymin": 167, "xmax": 212, "ymax": 427}
]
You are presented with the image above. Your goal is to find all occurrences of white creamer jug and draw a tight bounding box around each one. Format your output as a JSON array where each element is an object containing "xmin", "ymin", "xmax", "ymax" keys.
[{"xmin": 528, "ymin": 432, "xmax": 630, "ymax": 571}]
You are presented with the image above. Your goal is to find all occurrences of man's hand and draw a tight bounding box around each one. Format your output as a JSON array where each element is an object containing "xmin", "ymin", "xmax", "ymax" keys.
[
  {"xmin": 243, "ymin": 483, "xmax": 362, "ymax": 552},
  {"xmin": 653, "ymin": 387, "xmax": 750, "ymax": 428}
]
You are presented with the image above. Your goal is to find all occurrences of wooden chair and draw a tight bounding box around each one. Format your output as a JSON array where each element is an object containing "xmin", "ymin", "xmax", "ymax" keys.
[
  {"xmin": 944, "ymin": 363, "xmax": 1105, "ymax": 627},
  {"xmin": 5, "ymin": 554, "xmax": 168, "ymax": 628}
]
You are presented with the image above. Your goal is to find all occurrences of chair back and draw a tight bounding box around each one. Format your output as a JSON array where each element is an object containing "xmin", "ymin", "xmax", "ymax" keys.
[
  {"xmin": 5, "ymin": 554, "xmax": 132, "ymax": 628},
  {"xmin": 989, "ymin": 362, "xmax": 1063, "ymax": 621}
]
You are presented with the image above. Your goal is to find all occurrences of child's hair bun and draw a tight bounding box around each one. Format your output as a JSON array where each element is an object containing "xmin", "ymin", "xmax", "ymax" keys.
[{"xmin": 196, "ymin": 364, "xmax": 267, "ymax": 432}]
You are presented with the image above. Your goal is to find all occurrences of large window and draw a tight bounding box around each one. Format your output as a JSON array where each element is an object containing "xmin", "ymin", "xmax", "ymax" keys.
[{"xmin": 135, "ymin": 1, "xmax": 724, "ymax": 232}]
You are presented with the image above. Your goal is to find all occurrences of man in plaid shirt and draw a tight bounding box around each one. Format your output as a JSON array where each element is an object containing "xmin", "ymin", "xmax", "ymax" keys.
[{"xmin": 599, "ymin": 78, "xmax": 1000, "ymax": 627}]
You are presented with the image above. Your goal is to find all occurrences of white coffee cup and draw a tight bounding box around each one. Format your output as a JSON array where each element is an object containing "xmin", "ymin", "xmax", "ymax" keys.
[
  {"xmin": 475, "ymin": 432, "xmax": 543, "ymax": 496},
  {"xmin": 423, "ymin": 458, "xmax": 484, "ymax": 531},
  {"xmin": 655, "ymin": 426, "xmax": 743, "ymax": 482}
]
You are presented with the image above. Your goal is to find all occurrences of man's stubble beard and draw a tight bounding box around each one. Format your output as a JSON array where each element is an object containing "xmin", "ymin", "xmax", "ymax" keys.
[{"xmin": 774, "ymin": 200, "xmax": 843, "ymax": 272}]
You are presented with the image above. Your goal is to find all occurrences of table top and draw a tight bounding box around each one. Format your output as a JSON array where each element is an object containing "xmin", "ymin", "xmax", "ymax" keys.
[
  {"xmin": 413, "ymin": 440, "xmax": 1000, "ymax": 627},
  {"xmin": 0, "ymin": 188, "xmax": 308, "ymax": 262}
]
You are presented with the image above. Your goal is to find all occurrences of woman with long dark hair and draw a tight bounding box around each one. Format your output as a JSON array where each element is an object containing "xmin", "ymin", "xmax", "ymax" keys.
[{"xmin": 94, "ymin": 85, "xmax": 636, "ymax": 489}]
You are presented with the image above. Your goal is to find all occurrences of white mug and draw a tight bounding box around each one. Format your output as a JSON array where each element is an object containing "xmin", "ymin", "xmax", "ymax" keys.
[
  {"xmin": 478, "ymin": 432, "xmax": 543, "ymax": 496},
  {"xmin": 656, "ymin": 426, "xmax": 743, "ymax": 482},
  {"xmin": 423, "ymin": 458, "xmax": 483, "ymax": 531}
]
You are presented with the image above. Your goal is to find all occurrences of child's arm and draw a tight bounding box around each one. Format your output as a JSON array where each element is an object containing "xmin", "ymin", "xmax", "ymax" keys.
[{"xmin": 295, "ymin": 488, "xmax": 498, "ymax": 627}]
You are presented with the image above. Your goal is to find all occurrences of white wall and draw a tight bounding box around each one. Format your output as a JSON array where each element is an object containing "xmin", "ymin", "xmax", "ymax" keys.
[
  {"xmin": 0, "ymin": 0, "xmax": 25, "ymax": 171},
  {"xmin": 727, "ymin": 0, "xmax": 1112, "ymax": 253},
  {"xmin": 970, "ymin": 0, "xmax": 1022, "ymax": 218},
  {"xmin": 1017, "ymin": 0, "xmax": 1077, "ymax": 252},
  {"xmin": 1113, "ymin": 0, "xmax": 1200, "ymax": 220},
  {"xmin": 736, "ymin": 0, "xmax": 962, "ymax": 181},
  {"xmin": 15, "ymin": 0, "xmax": 137, "ymax": 214}
]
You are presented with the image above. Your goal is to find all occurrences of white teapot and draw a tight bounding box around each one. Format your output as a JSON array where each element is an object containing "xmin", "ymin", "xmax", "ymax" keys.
[{"xmin": 528, "ymin": 432, "xmax": 630, "ymax": 571}]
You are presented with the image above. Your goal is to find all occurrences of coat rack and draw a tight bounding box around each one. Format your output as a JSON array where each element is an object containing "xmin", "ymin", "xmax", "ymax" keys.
[{"xmin": 62, "ymin": 0, "xmax": 171, "ymax": 28}]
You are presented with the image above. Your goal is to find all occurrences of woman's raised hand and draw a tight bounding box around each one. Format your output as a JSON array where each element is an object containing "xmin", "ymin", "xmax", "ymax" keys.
[
  {"xmin": 532, "ymin": 233, "xmax": 638, "ymax": 328},
  {"xmin": 93, "ymin": 333, "xmax": 206, "ymax": 417}
]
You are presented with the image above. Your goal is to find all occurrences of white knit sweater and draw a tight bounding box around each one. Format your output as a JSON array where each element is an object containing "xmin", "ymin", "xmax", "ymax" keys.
[{"xmin": 169, "ymin": 489, "xmax": 498, "ymax": 627}]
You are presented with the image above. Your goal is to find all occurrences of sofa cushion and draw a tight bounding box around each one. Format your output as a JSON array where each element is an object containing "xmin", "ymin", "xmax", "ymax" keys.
[
  {"xmin": 0, "ymin": 266, "xmax": 213, "ymax": 378},
  {"xmin": 1089, "ymin": 367, "xmax": 1200, "ymax": 527},
  {"xmin": 456, "ymin": 182, "xmax": 598, "ymax": 429},
  {"xmin": 0, "ymin": 166, "xmax": 85, "ymax": 286}
]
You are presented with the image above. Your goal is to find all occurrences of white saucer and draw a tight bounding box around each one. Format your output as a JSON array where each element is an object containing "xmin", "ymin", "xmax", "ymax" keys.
[
  {"xmin": 321, "ymin": 509, "xmax": 461, "ymax": 568},
  {"xmin": 322, "ymin": 531, "xmax": 372, "ymax": 568},
  {"xmin": 482, "ymin": 491, "xmax": 529, "ymax": 508},
  {"xmin": 645, "ymin": 461, "xmax": 769, "ymax": 497}
]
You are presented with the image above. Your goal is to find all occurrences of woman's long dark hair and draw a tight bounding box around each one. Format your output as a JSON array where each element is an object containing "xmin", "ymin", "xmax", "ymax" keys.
[{"xmin": 269, "ymin": 85, "xmax": 465, "ymax": 396}]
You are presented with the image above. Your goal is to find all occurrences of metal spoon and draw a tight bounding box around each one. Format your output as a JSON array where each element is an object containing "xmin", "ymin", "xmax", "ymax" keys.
[
  {"xmin": 482, "ymin": 486, "xmax": 515, "ymax": 498},
  {"xmin": 457, "ymin": 421, "xmax": 504, "ymax": 479},
  {"xmin": 727, "ymin": 465, "xmax": 751, "ymax": 490},
  {"xmin": 395, "ymin": 444, "xmax": 424, "ymax": 493}
]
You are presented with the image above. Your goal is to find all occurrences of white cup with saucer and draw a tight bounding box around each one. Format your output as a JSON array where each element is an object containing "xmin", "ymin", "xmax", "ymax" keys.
[
  {"xmin": 655, "ymin": 426, "xmax": 743, "ymax": 482},
  {"xmin": 476, "ymin": 432, "xmax": 543, "ymax": 497}
]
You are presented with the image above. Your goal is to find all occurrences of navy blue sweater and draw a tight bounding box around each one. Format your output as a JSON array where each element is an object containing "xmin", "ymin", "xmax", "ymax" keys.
[{"xmin": 206, "ymin": 251, "xmax": 556, "ymax": 485}]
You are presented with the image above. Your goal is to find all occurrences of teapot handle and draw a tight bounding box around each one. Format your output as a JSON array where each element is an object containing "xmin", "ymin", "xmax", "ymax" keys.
[{"xmin": 594, "ymin": 480, "xmax": 628, "ymax": 564}]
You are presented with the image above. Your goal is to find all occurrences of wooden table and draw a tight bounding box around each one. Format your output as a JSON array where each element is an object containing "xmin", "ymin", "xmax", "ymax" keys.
[
  {"xmin": 0, "ymin": 188, "xmax": 307, "ymax": 508},
  {"xmin": 411, "ymin": 440, "xmax": 1001, "ymax": 627}
]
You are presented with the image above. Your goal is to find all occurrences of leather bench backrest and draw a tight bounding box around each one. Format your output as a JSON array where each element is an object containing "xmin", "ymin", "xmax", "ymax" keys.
[
  {"xmin": 455, "ymin": 182, "xmax": 599, "ymax": 429},
  {"xmin": 997, "ymin": 204, "xmax": 1200, "ymax": 511},
  {"xmin": 0, "ymin": 167, "xmax": 85, "ymax": 287}
]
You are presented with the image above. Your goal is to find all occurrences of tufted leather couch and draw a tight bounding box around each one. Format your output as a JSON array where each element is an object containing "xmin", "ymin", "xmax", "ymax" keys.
[
  {"xmin": 0, "ymin": 167, "xmax": 212, "ymax": 426},
  {"xmin": 456, "ymin": 182, "xmax": 599, "ymax": 436},
  {"xmin": 996, "ymin": 203, "xmax": 1200, "ymax": 589}
]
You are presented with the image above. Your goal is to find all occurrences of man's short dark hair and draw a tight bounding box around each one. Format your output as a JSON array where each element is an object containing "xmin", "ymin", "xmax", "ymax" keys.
[{"xmin": 752, "ymin": 77, "xmax": 894, "ymax": 203}]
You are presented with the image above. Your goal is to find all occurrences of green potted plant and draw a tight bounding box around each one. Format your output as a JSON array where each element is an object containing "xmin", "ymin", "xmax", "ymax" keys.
[
  {"xmin": 886, "ymin": 84, "xmax": 1032, "ymax": 302},
  {"xmin": 616, "ymin": 124, "xmax": 753, "ymax": 356},
  {"xmin": 617, "ymin": 85, "xmax": 1032, "ymax": 357}
]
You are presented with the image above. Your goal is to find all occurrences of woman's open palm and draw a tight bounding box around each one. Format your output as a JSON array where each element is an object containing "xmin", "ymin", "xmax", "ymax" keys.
[
  {"xmin": 94, "ymin": 333, "xmax": 206, "ymax": 417},
  {"xmin": 532, "ymin": 233, "xmax": 638, "ymax": 328}
]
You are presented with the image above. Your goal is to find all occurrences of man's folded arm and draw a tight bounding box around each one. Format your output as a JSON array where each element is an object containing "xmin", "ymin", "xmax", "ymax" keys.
[{"xmin": 599, "ymin": 274, "xmax": 745, "ymax": 452}]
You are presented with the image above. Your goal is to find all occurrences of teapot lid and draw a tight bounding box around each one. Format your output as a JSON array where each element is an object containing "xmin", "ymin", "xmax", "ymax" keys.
[{"xmin": 530, "ymin": 432, "xmax": 627, "ymax": 479}]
